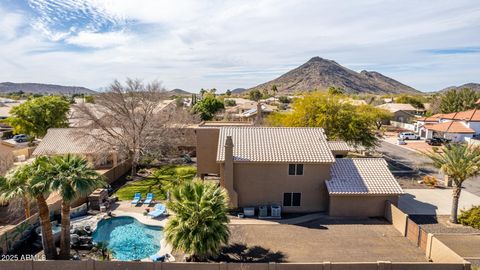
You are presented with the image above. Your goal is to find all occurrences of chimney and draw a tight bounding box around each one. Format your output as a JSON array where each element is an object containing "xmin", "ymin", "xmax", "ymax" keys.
[
  {"xmin": 224, "ymin": 136, "xmax": 238, "ymax": 207},
  {"xmin": 255, "ymin": 102, "xmax": 263, "ymax": 126}
]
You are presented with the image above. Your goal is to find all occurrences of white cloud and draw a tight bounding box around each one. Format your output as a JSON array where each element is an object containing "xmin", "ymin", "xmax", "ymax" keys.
[
  {"xmin": 65, "ymin": 31, "xmax": 130, "ymax": 48},
  {"xmin": 0, "ymin": 0, "xmax": 479, "ymax": 91},
  {"xmin": 0, "ymin": 9, "xmax": 24, "ymax": 40}
]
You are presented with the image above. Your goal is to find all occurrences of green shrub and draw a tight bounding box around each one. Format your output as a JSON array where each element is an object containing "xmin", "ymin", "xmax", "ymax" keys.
[
  {"xmin": 458, "ymin": 205, "xmax": 480, "ymax": 229},
  {"xmin": 224, "ymin": 99, "xmax": 236, "ymax": 107},
  {"xmin": 278, "ymin": 96, "xmax": 291, "ymax": 104}
]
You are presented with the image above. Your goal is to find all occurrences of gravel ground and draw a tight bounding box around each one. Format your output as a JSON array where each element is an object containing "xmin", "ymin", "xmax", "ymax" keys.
[
  {"xmin": 410, "ymin": 215, "xmax": 480, "ymax": 234},
  {"xmin": 214, "ymin": 217, "xmax": 427, "ymax": 263}
]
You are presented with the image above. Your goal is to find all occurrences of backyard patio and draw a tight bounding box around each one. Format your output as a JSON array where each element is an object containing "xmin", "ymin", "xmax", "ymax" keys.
[{"xmin": 217, "ymin": 216, "xmax": 428, "ymax": 263}]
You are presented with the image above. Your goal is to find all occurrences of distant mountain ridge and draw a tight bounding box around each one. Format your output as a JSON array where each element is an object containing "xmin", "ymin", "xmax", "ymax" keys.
[
  {"xmin": 230, "ymin": 88, "xmax": 246, "ymax": 94},
  {"xmin": 167, "ymin": 88, "xmax": 193, "ymax": 96},
  {"xmin": 0, "ymin": 82, "xmax": 95, "ymax": 94},
  {"xmin": 439, "ymin": 83, "xmax": 480, "ymax": 93},
  {"xmin": 247, "ymin": 57, "xmax": 420, "ymax": 95}
]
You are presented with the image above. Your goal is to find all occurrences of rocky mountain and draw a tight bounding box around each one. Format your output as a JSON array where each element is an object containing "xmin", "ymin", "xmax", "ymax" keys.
[
  {"xmin": 167, "ymin": 88, "xmax": 192, "ymax": 96},
  {"xmin": 230, "ymin": 88, "xmax": 246, "ymax": 95},
  {"xmin": 0, "ymin": 82, "xmax": 95, "ymax": 94},
  {"xmin": 248, "ymin": 57, "xmax": 420, "ymax": 95},
  {"xmin": 439, "ymin": 83, "xmax": 480, "ymax": 92}
]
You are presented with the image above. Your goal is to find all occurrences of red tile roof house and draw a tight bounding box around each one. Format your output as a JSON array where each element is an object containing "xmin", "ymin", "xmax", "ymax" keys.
[
  {"xmin": 196, "ymin": 127, "xmax": 403, "ymax": 217},
  {"xmin": 416, "ymin": 109, "xmax": 480, "ymax": 143}
]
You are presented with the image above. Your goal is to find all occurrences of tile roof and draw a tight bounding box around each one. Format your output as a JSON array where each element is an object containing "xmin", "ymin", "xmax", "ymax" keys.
[
  {"xmin": 327, "ymin": 141, "xmax": 353, "ymax": 152},
  {"xmin": 216, "ymin": 127, "xmax": 335, "ymax": 163},
  {"xmin": 326, "ymin": 158, "xmax": 404, "ymax": 195},
  {"xmin": 33, "ymin": 128, "xmax": 113, "ymax": 156},
  {"xmin": 0, "ymin": 105, "xmax": 11, "ymax": 117},
  {"xmin": 440, "ymin": 109, "xmax": 480, "ymax": 122},
  {"xmin": 424, "ymin": 121, "xmax": 475, "ymax": 134},
  {"xmin": 376, "ymin": 103, "xmax": 420, "ymax": 112},
  {"xmin": 416, "ymin": 114, "xmax": 444, "ymax": 122}
]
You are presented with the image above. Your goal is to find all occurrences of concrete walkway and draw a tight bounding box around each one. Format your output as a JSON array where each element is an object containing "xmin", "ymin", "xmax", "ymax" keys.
[{"xmin": 399, "ymin": 189, "xmax": 480, "ymax": 215}]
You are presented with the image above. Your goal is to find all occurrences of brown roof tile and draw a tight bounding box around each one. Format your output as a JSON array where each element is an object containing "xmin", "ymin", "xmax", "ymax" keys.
[{"xmin": 424, "ymin": 121, "xmax": 475, "ymax": 134}]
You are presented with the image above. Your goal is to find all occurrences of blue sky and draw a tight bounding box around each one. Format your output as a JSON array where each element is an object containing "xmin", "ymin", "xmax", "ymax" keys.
[{"xmin": 0, "ymin": 0, "xmax": 479, "ymax": 92}]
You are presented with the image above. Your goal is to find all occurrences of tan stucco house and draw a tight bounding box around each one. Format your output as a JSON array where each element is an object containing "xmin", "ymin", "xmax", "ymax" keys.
[{"xmin": 196, "ymin": 126, "xmax": 403, "ymax": 217}]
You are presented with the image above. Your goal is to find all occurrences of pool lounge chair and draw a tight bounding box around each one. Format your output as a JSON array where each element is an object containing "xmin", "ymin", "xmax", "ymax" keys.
[
  {"xmin": 148, "ymin": 204, "xmax": 166, "ymax": 218},
  {"xmin": 131, "ymin": 193, "xmax": 141, "ymax": 205},
  {"xmin": 143, "ymin": 193, "xmax": 154, "ymax": 205},
  {"xmin": 150, "ymin": 253, "xmax": 170, "ymax": 262}
]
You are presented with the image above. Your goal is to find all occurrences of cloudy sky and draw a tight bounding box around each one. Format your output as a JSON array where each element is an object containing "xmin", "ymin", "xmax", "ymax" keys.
[{"xmin": 0, "ymin": 0, "xmax": 479, "ymax": 92}]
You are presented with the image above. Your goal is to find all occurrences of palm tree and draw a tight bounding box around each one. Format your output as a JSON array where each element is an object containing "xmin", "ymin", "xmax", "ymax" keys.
[
  {"xmin": 165, "ymin": 181, "xmax": 230, "ymax": 261},
  {"xmin": 425, "ymin": 143, "xmax": 480, "ymax": 223},
  {"xmin": 1, "ymin": 157, "xmax": 57, "ymax": 259},
  {"xmin": 48, "ymin": 154, "xmax": 104, "ymax": 259},
  {"xmin": 0, "ymin": 169, "xmax": 34, "ymax": 218}
]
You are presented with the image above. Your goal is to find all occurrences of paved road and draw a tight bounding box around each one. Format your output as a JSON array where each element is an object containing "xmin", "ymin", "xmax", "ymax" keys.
[{"xmin": 377, "ymin": 141, "xmax": 480, "ymax": 196}]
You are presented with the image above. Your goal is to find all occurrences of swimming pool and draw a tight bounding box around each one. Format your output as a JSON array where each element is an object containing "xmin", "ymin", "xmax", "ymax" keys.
[{"xmin": 92, "ymin": 216, "xmax": 163, "ymax": 261}]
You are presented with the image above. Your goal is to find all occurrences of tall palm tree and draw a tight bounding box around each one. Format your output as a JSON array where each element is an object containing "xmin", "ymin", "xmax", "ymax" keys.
[
  {"xmin": 1, "ymin": 157, "xmax": 57, "ymax": 259},
  {"xmin": 165, "ymin": 181, "xmax": 230, "ymax": 261},
  {"xmin": 48, "ymin": 154, "xmax": 104, "ymax": 259},
  {"xmin": 425, "ymin": 143, "xmax": 480, "ymax": 223}
]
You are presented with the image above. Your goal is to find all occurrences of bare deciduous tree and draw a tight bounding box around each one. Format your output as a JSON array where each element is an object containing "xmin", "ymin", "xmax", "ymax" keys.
[{"xmin": 73, "ymin": 78, "xmax": 199, "ymax": 176}]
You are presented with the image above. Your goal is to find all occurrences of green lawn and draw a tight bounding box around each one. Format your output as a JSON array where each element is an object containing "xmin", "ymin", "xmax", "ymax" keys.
[{"xmin": 114, "ymin": 165, "xmax": 197, "ymax": 201}]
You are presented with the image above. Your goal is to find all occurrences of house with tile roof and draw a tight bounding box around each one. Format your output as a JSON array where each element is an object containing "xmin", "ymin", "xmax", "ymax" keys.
[
  {"xmin": 33, "ymin": 128, "xmax": 125, "ymax": 169},
  {"xmin": 196, "ymin": 126, "xmax": 403, "ymax": 216},
  {"xmin": 376, "ymin": 103, "xmax": 424, "ymax": 123},
  {"xmin": 416, "ymin": 109, "xmax": 480, "ymax": 142}
]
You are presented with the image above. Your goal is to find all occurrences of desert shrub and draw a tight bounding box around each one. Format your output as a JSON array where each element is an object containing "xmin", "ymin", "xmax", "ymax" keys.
[
  {"xmin": 278, "ymin": 96, "xmax": 291, "ymax": 104},
  {"xmin": 423, "ymin": 175, "xmax": 438, "ymax": 187},
  {"xmin": 224, "ymin": 99, "xmax": 236, "ymax": 107},
  {"xmin": 458, "ymin": 205, "xmax": 480, "ymax": 229}
]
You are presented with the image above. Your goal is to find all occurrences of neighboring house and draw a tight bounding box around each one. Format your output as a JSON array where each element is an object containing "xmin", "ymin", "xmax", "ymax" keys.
[
  {"xmin": 376, "ymin": 103, "xmax": 423, "ymax": 123},
  {"xmin": 0, "ymin": 104, "xmax": 10, "ymax": 120},
  {"xmin": 0, "ymin": 100, "xmax": 24, "ymax": 121},
  {"xmin": 223, "ymin": 98, "xmax": 277, "ymax": 121},
  {"xmin": 416, "ymin": 109, "xmax": 480, "ymax": 142},
  {"xmin": 196, "ymin": 126, "xmax": 403, "ymax": 217},
  {"xmin": 33, "ymin": 128, "xmax": 124, "ymax": 169}
]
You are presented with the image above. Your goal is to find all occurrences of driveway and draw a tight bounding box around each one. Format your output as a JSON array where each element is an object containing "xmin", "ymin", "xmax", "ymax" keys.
[
  {"xmin": 399, "ymin": 189, "xmax": 480, "ymax": 215},
  {"xmin": 220, "ymin": 216, "xmax": 427, "ymax": 262},
  {"xmin": 378, "ymin": 141, "xmax": 480, "ymax": 196}
]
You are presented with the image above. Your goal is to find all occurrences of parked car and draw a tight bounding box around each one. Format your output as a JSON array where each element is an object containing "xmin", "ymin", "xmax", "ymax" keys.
[
  {"xmin": 426, "ymin": 137, "xmax": 451, "ymax": 146},
  {"xmin": 398, "ymin": 132, "xmax": 420, "ymax": 140},
  {"xmin": 12, "ymin": 134, "xmax": 30, "ymax": 143}
]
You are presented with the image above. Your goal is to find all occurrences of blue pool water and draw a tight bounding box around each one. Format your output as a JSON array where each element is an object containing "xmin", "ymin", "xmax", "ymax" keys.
[{"xmin": 92, "ymin": 216, "xmax": 163, "ymax": 261}]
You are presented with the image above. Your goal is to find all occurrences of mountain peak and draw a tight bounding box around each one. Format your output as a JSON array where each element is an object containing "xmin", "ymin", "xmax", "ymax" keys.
[
  {"xmin": 248, "ymin": 57, "xmax": 419, "ymax": 95},
  {"xmin": 307, "ymin": 56, "xmax": 337, "ymax": 64}
]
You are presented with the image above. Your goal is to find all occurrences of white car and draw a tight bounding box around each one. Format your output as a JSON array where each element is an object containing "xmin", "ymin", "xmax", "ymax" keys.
[{"xmin": 398, "ymin": 132, "xmax": 420, "ymax": 140}]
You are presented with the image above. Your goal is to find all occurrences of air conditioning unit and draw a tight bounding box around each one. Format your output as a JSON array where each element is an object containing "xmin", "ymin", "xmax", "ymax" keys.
[
  {"xmin": 243, "ymin": 207, "xmax": 255, "ymax": 217},
  {"xmin": 259, "ymin": 205, "xmax": 268, "ymax": 218},
  {"xmin": 271, "ymin": 205, "xmax": 281, "ymax": 218}
]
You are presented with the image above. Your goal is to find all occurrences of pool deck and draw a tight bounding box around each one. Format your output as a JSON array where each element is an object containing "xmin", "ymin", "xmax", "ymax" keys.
[
  {"xmin": 71, "ymin": 201, "xmax": 174, "ymax": 262},
  {"xmin": 111, "ymin": 201, "xmax": 173, "ymax": 262}
]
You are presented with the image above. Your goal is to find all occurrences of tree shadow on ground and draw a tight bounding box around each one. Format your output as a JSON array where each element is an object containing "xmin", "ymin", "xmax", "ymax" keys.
[{"xmin": 214, "ymin": 243, "xmax": 286, "ymax": 262}]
